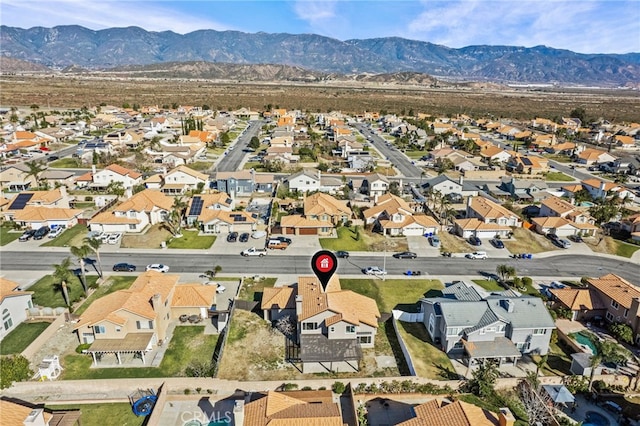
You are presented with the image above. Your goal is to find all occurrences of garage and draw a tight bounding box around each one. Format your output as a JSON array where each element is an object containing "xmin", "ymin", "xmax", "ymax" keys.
[{"xmin": 299, "ymin": 227, "xmax": 318, "ymax": 235}]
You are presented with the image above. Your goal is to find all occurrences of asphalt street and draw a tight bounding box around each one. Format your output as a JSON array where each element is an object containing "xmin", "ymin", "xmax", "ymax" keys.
[
  {"xmin": 1, "ymin": 251, "xmax": 637, "ymax": 282},
  {"xmin": 213, "ymin": 120, "xmax": 263, "ymax": 172}
]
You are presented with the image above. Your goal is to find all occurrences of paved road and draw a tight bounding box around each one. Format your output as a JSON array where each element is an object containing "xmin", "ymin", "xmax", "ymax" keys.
[
  {"xmin": 354, "ymin": 123, "xmax": 423, "ymax": 178},
  {"xmin": 213, "ymin": 120, "xmax": 263, "ymax": 172},
  {"xmin": 1, "ymin": 251, "xmax": 637, "ymax": 282}
]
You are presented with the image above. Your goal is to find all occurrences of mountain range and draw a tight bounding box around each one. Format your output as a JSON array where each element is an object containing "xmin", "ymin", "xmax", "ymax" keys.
[{"xmin": 1, "ymin": 25, "xmax": 639, "ymax": 87}]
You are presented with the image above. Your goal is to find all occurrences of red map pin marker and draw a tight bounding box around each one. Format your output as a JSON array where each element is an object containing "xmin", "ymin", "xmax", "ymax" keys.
[{"xmin": 311, "ymin": 250, "xmax": 338, "ymax": 291}]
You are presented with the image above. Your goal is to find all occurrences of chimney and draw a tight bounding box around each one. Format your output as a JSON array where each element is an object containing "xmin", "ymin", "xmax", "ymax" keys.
[
  {"xmin": 151, "ymin": 293, "xmax": 162, "ymax": 311},
  {"xmin": 233, "ymin": 398, "xmax": 245, "ymax": 426},
  {"xmin": 459, "ymin": 175, "xmax": 464, "ymax": 185},
  {"xmin": 498, "ymin": 407, "xmax": 516, "ymax": 426},
  {"xmin": 23, "ymin": 409, "xmax": 47, "ymax": 426},
  {"xmin": 92, "ymin": 164, "xmax": 97, "ymax": 174},
  {"xmin": 501, "ymin": 299, "xmax": 515, "ymax": 313},
  {"xmin": 296, "ymin": 294, "xmax": 303, "ymax": 316},
  {"xmin": 631, "ymin": 298, "xmax": 640, "ymax": 330}
]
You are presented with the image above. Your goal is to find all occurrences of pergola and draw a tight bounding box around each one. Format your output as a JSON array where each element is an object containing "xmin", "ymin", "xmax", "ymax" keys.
[
  {"xmin": 463, "ymin": 337, "xmax": 522, "ymax": 372},
  {"xmin": 300, "ymin": 334, "xmax": 362, "ymax": 372},
  {"xmin": 87, "ymin": 333, "xmax": 154, "ymax": 365}
]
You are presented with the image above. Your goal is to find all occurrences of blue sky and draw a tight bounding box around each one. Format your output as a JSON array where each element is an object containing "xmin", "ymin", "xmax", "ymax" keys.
[{"xmin": 2, "ymin": 0, "xmax": 639, "ymax": 54}]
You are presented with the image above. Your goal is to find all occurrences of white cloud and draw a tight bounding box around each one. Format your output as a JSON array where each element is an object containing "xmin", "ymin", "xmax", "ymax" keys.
[
  {"xmin": 293, "ymin": 0, "xmax": 338, "ymax": 24},
  {"xmin": 1, "ymin": 0, "xmax": 234, "ymax": 34}
]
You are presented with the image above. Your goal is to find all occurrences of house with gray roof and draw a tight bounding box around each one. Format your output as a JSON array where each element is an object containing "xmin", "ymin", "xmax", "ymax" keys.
[
  {"xmin": 422, "ymin": 175, "xmax": 479, "ymax": 198},
  {"xmin": 421, "ymin": 281, "xmax": 555, "ymax": 368}
]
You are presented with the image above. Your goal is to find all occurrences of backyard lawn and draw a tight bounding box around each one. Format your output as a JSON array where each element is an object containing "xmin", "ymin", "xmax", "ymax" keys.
[
  {"xmin": 238, "ymin": 277, "xmax": 277, "ymax": 302},
  {"xmin": 396, "ymin": 321, "xmax": 456, "ymax": 380},
  {"xmin": 0, "ymin": 225, "xmax": 21, "ymax": 246},
  {"xmin": 62, "ymin": 326, "xmax": 218, "ymax": 379},
  {"xmin": 40, "ymin": 224, "xmax": 87, "ymax": 248},
  {"xmin": 472, "ymin": 279, "xmax": 504, "ymax": 292},
  {"xmin": 320, "ymin": 226, "xmax": 408, "ymax": 252},
  {"xmin": 45, "ymin": 403, "xmax": 143, "ymax": 426},
  {"xmin": 539, "ymin": 341, "xmax": 573, "ymax": 376},
  {"xmin": 167, "ymin": 230, "xmax": 216, "ymax": 249},
  {"xmin": 0, "ymin": 321, "xmax": 51, "ymax": 355},
  {"xmin": 74, "ymin": 276, "xmax": 137, "ymax": 315},
  {"xmin": 30, "ymin": 274, "xmax": 99, "ymax": 308},
  {"xmin": 340, "ymin": 278, "xmax": 443, "ymax": 313}
]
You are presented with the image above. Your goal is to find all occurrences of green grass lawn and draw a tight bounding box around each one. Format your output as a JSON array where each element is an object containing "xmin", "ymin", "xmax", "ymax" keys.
[
  {"xmin": 188, "ymin": 161, "xmax": 211, "ymax": 171},
  {"xmin": 545, "ymin": 171, "xmax": 575, "ymax": 181},
  {"xmin": 0, "ymin": 321, "xmax": 51, "ymax": 355},
  {"xmin": 74, "ymin": 276, "xmax": 137, "ymax": 315},
  {"xmin": 0, "ymin": 225, "xmax": 22, "ymax": 246},
  {"xmin": 539, "ymin": 341, "xmax": 573, "ymax": 376},
  {"xmin": 30, "ymin": 274, "xmax": 99, "ymax": 308},
  {"xmin": 40, "ymin": 224, "xmax": 87, "ymax": 247},
  {"xmin": 340, "ymin": 278, "xmax": 443, "ymax": 313},
  {"xmin": 167, "ymin": 230, "xmax": 216, "ymax": 249},
  {"xmin": 45, "ymin": 403, "xmax": 143, "ymax": 426},
  {"xmin": 472, "ymin": 279, "xmax": 504, "ymax": 292},
  {"xmin": 243, "ymin": 161, "xmax": 263, "ymax": 170},
  {"xmin": 49, "ymin": 158, "xmax": 89, "ymax": 168},
  {"xmin": 319, "ymin": 226, "xmax": 371, "ymax": 251},
  {"xmin": 238, "ymin": 277, "xmax": 277, "ymax": 302},
  {"xmin": 396, "ymin": 321, "xmax": 456, "ymax": 379},
  {"xmin": 62, "ymin": 326, "xmax": 219, "ymax": 379},
  {"xmin": 404, "ymin": 150, "xmax": 427, "ymax": 159},
  {"xmin": 616, "ymin": 241, "xmax": 640, "ymax": 258}
]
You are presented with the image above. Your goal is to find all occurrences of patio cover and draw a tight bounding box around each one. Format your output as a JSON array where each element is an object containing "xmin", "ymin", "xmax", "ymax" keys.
[
  {"xmin": 464, "ymin": 337, "xmax": 522, "ymax": 359},
  {"xmin": 300, "ymin": 335, "xmax": 362, "ymax": 362},
  {"xmin": 542, "ymin": 385, "xmax": 575, "ymax": 404},
  {"xmin": 88, "ymin": 333, "xmax": 154, "ymax": 353}
]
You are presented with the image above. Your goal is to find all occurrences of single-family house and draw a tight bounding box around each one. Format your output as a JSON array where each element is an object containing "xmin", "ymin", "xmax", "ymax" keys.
[
  {"xmin": 479, "ymin": 144, "xmax": 512, "ymax": 164},
  {"xmin": 0, "ymin": 163, "xmax": 36, "ymax": 191},
  {"xmin": 0, "ymin": 398, "xmax": 81, "ymax": 426},
  {"xmin": 394, "ymin": 398, "xmax": 511, "ymax": 426},
  {"xmin": 364, "ymin": 193, "xmax": 439, "ymax": 236},
  {"xmin": 615, "ymin": 135, "xmax": 637, "ymax": 150},
  {"xmin": 214, "ymin": 170, "xmax": 275, "ymax": 197},
  {"xmin": 421, "ymin": 281, "xmax": 555, "ymax": 366},
  {"xmin": 506, "ymin": 154, "xmax": 549, "ymax": 175},
  {"xmin": 261, "ymin": 275, "xmax": 380, "ymax": 373},
  {"xmin": 622, "ymin": 213, "xmax": 640, "ymax": 242},
  {"xmin": 536, "ymin": 196, "xmax": 598, "ymax": 236},
  {"xmin": 577, "ymin": 148, "xmax": 616, "ymax": 166},
  {"xmin": 581, "ymin": 178, "xmax": 635, "ymax": 202},
  {"xmin": 549, "ymin": 287, "xmax": 606, "ymax": 322},
  {"xmin": 287, "ymin": 169, "xmax": 321, "ymax": 193},
  {"xmin": 199, "ymin": 210, "xmax": 258, "ymax": 234},
  {"xmin": 88, "ymin": 189, "xmax": 173, "ymax": 234},
  {"xmin": 498, "ymin": 176, "xmax": 548, "ymax": 201},
  {"xmin": 243, "ymin": 390, "xmax": 342, "ymax": 426},
  {"xmin": 359, "ymin": 173, "xmax": 389, "ymax": 199},
  {"xmin": 79, "ymin": 164, "xmax": 143, "ymax": 191},
  {"xmin": 186, "ymin": 192, "xmax": 233, "ymax": 226},
  {"xmin": 2, "ymin": 188, "xmax": 72, "ymax": 222},
  {"xmin": 0, "ymin": 277, "xmax": 34, "ymax": 341},
  {"xmin": 73, "ymin": 271, "xmax": 218, "ymax": 365},
  {"xmin": 161, "ymin": 165, "xmax": 209, "ymax": 194},
  {"xmin": 464, "ymin": 196, "xmax": 521, "ymax": 227},
  {"xmin": 40, "ymin": 169, "xmax": 76, "ymax": 189},
  {"xmin": 303, "ymin": 193, "xmax": 351, "ymax": 225},
  {"xmin": 13, "ymin": 206, "xmax": 83, "ymax": 230}
]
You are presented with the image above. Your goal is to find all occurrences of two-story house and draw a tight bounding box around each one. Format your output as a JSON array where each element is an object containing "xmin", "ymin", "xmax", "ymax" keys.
[
  {"xmin": 161, "ymin": 165, "xmax": 209, "ymax": 194},
  {"xmin": 88, "ymin": 189, "xmax": 173, "ymax": 234},
  {"xmin": 186, "ymin": 192, "xmax": 233, "ymax": 226},
  {"xmin": 0, "ymin": 278, "xmax": 34, "ymax": 341},
  {"xmin": 422, "ymin": 175, "xmax": 479, "ymax": 198},
  {"xmin": 0, "ymin": 163, "xmax": 36, "ymax": 191},
  {"xmin": 287, "ymin": 169, "xmax": 321, "ymax": 193},
  {"xmin": 533, "ymin": 196, "xmax": 598, "ymax": 237},
  {"xmin": 581, "ymin": 178, "xmax": 636, "ymax": 202},
  {"xmin": 75, "ymin": 164, "xmax": 142, "ymax": 191},
  {"xmin": 280, "ymin": 193, "xmax": 352, "ymax": 236},
  {"xmin": 421, "ymin": 281, "xmax": 555, "ymax": 368},
  {"xmin": 214, "ymin": 170, "xmax": 275, "ymax": 197},
  {"xmin": 454, "ymin": 196, "xmax": 520, "ymax": 239},
  {"xmin": 261, "ymin": 275, "xmax": 380, "ymax": 373},
  {"xmin": 498, "ymin": 176, "xmax": 548, "ymax": 201},
  {"xmin": 73, "ymin": 271, "xmax": 218, "ymax": 365},
  {"xmin": 359, "ymin": 173, "xmax": 389, "ymax": 199},
  {"xmin": 364, "ymin": 193, "xmax": 439, "ymax": 236}
]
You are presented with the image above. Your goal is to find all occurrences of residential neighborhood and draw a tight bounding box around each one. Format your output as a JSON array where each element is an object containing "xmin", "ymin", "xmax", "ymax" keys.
[{"xmin": 1, "ymin": 101, "xmax": 640, "ymax": 426}]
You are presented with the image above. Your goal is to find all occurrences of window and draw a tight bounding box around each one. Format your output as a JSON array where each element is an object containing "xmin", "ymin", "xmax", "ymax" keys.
[
  {"xmin": 115, "ymin": 327, "xmax": 121, "ymax": 332},
  {"xmin": 330, "ymin": 326, "xmax": 335, "ymax": 333},
  {"xmin": 93, "ymin": 325, "xmax": 106, "ymax": 334},
  {"xmin": 606, "ymin": 311, "xmax": 614, "ymax": 322},
  {"xmin": 497, "ymin": 324, "xmax": 506, "ymax": 333},
  {"xmin": 302, "ymin": 322, "xmax": 317, "ymax": 331},
  {"xmin": 428, "ymin": 314, "xmax": 435, "ymax": 335},
  {"xmin": 357, "ymin": 335, "xmax": 372, "ymax": 344},
  {"xmin": 2, "ymin": 309, "xmax": 13, "ymax": 330},
  {"xmin": 346, "ymin": 325, "xmax": 356, "ymax": 333},
  {"xmin": 624, "ymin": 309, "xmax": 629, "ymax": 318},
  {"xmin": 533, "ymin": 329, "xmax": 546, "ymax": 335},
  {"xmin": 447, "ymin": 327, "xmax": 458, "ymax": 336},
  {"xmin": 136, "ymin": 320, "xmax": 153, "ymax": 329},
  {"xmin": 611, "ymin": 300, "xmax": 619, "ymax": 310},
  {"xmin": 479, "ymin": 328, "xmax": 486, "ymax": 335},
  {"xmin": 128, "ymin": 224, "xmax": 136, "ymax": 230},
  {"xmin": 453, "ymin": 341, "xmax": 464, "ymax": 350}
]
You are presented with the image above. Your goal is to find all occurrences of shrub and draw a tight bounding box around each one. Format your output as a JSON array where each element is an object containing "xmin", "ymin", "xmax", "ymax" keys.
[
  {"xmin": 195, "ymin": 387, "xmax": 202, "ymax": 394},
  {"xmin": 282, "ymin": 383, "xmax": 298, "ymax": 391},
  {"xmin": 184, "ymin": 388, "xmax": 191, "ymax": 395},
  {"xmin": 75, "ymin": 343, "xmax": 91, "ymax": 354},
  {"xmin": 0, "ymin": 355, "xmax": 32, "ymax": 389},
  {"xmin": 608, "ymin": 322, "xmax": 634, "ymax": 344},
  {"xmin": 332, "ymin": 381, "xmax": 346, "ymax": 394},
  {"xmin": 84, "ymin": 196, "xmax": 93, "ymax": 202},
  {"xmin": 521, "ymin": 277, "xmax": 532, "ymax": 287},
  {"xmin": 301, "ymin": 386, "xmax": 312, "ymax": 391}
]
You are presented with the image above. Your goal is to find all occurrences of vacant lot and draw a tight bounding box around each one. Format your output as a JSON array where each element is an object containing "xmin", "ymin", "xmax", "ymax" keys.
[
  {"xmin": 437, "ymin": 231, "xmax": 472, "ymax": 254},
  {"xmin": 585, "ymin": 235, "xmax": 640, "ymax": 258},
  {"xmin": 120, "ymin": 224, "xmax": 171, "ymax": 248},
  {"xmin": 320, "ymin": 227, "xmax": 408, "ymax": 252},
  {"xmin": 503, "ymin": 227, "xmax": 558, "ymax": 254},
  {"xmin": 167, "ymin": 230, "xmax": 216, "ymax": 249},
  {"xmin": 238, "ymin": 276, "xmax": 277, "ymax": 302},
  {"xmin": 5, "ymin": 75, "xmax": 639, "ymax": 122},
  {"xmin": 340, "ymin": 278, "xmax": 443, "ymax": 313}
]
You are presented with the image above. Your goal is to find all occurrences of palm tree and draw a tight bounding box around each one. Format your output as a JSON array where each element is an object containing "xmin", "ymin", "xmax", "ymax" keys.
[
  {"xmin": 52, "ymin": 257, "xmax": 73, "ymax": 307},
  {"xmin": 25, "ymin": 160, "xmax": 46, "ymax": 189},
  {"xmin": 83, "ymin": 237, "xmax": 103, "ymax": 278},
  {"xmin": 496, "ymin": 264, "xmax": 516, "ymax": 283},
  {"xmin": 164, "ymin": 196, "xmax": 187, "ymax": 236},
  {"xmin": 70, "ymin": 244, "xmax": 91, "ymax": 295}
]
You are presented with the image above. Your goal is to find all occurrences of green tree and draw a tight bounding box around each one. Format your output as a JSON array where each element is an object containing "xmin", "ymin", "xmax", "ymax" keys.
[
  {"xmin": 570, "ymin": 107, "xmax": 587, "ymax": 125},
  {"xmin": 467, "ymin": 360, "xmax": 499, "ymax": 398},
  {"xmin": 83, "ymin": 237, "xmax": 104, "ymax": 278},
  {"xmin": 220, "ymin": 131, "xmax": 231, "ymax": 146},
  {"xmin": 163, "ymin": 196, "xmax": 187, "ymax": 236},
  {"xmin": 496, "ymin": 264, "xmax": 516, "ymax": 282},
  {"xmin": 608, "ymin": 322, "xmax": 634, "ymax": 344},
  {"xmin": 52, "ymin": 257, "xmax": 73, "ymax": 306},
  {"xmin": 106, "ymin": 181, "xmax": 125, "ymax": 197},
  {"xmin": 70, "ymin": 244, "xmax": 91, "ymax": 295},
  {"xmin": 435, "ymin": 158, "xmax": 454, "ymax": 174},
  {"xmin": 0, "ymin": 355, "xmax": 32, "ymax": 389},
  {"xmin": 249, "ymin": 136, "xmax": 260, "ymax": 150}
]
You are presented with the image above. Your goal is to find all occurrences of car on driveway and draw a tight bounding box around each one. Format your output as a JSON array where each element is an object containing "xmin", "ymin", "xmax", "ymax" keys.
[
  {"xmin": 466, "ymin": 251, "xmax": 488, "ymax": 260},
  {"xmin": 393, "ymin": 251, "xmax": 417, "ymax": 259},
  {"xmin": 216, "ymin": 284, "xmax": 226, "ymax": 294},
  {"xmin": 468, "ymin": 236, "xmax": 482, "ymax": 246},
  {"xmin": 362, "ymin": 266, "xmax": 387, "ymax": 276},
  {"xmin": 490, "ymin": 238, "xmax": 505, "ymax": 249},
  {"xmin": 33, "ymin": 226, "xmax": 50, "ymax": 240},
  {"xmin": 107, "ymin": 233, "xmax": 122, "ymax": 245},
  {"xmin": 546, "ymin": 233, "xmax": 559, "ymax": 242},
  {"xmin": 227, "ymin": 232, "xmax": 238, "ymax": 242},
  {"xmin": 336, "ymin": 250, "xmax": 350, "ymax": 258},
  {"xmin": 146, "ymin": 264, "xmax": 169, "ymax": 273},
  {"xmin": 239, "ymin": 232, "xmax": 250, "ymax": 243},
  {"xmin": 19, "ymin": 229, "xmax": 36, "ymax": 242},
  {"xmin": 568, "ymin": 234, "xmax": 584, "ymax": 243},
  {"xmin": 557, "ymin": 239, "xmax": 572, "ymax": 249},
  {"xmin": 113, "ymin": 263, "xmax": 137, "ymax": 272},
  {"xmin": 276, "ymin": 236, "xmax": 292, "ymax": 244},
  {"xmin": 428, "ymin": 236, "xmax": 440, "ymax": 248},
  {"xmin": 48, "ymin": 227, "xmax": 65, "ymax": 238}
]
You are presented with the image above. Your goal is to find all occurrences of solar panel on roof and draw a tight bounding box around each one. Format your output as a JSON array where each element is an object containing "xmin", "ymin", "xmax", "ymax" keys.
[
  {"xmin": 521, "ymin": 157, "xmax": 533, "ymax": 166},
  {"xmin": 8, "ymin": 193, "xmax": 34, "ymax": 210},
  {"xmin": 188, "ymin": 196, "xmax": 204, "ymax": 216}
]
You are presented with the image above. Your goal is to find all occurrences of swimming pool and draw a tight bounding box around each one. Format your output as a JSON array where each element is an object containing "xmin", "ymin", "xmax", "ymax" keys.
[
  {"xmin": 572, "ymin": 331, "xmax": 599, "ymax": 355},
  {"xmin": 584, "ymin": 411, "xmax": 610, "ymax": 426},
  {"xmin": 580, "ymin": 201, "xmax": 595, "ymax": 207}
]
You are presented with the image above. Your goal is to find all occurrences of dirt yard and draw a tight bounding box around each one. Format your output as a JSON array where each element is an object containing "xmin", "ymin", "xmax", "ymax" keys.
[
  {"xmin": 503, "ymin": 227, "xmax": 559, "ymax": 254},
  {"xmin": 120, "ymin": 224, "xmax": 171, "ymax": 249}
]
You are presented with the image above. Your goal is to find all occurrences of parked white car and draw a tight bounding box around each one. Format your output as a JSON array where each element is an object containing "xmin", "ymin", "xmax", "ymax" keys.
[
  {"xmin": 362, "ymin": 266, "xmax": 387, "ymax": 276},
  {"xmin": 146, "ymin": 264, "xmax": 170, "ymax": 273},
  {"xmin": 107, "ymin": 233, "xmax": 122, "ymax": 245},
  {"xmin": 48, "ymin": 227, "xmax": 65, "ymax": 238},
  {"xmin": 466, "ymin": 251, "xmax": 488, "ymax": 260}
]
